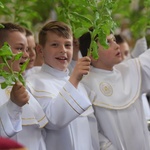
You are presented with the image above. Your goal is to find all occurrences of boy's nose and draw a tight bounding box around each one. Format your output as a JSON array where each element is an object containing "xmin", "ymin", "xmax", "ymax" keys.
[
  {"xmin": 115, "ymin": 42, "xmax": 120, "ymax": 50},
  {"xmin": 60, "ymin": 45, "xmax": 66, "ymax": 53},
  {"xmin": 22, "ymin": 49, "xmax": 29, "ymax": 59}
]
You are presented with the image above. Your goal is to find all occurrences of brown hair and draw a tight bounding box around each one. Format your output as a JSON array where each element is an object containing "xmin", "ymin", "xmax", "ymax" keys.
[
  {"xmin": 114, "ymin": 34, "xmax": 127, "ymax": 44},
  {"xmin": 24, "ymin": 28, "xmax": 33, "ymax": 37},
  {"xmin": 38, "ymin": 21, "xmax": 72, "ymax": 47},
  {"xmin": 0, "ymin": 22, "xmax": 25, "ymax": 46}
]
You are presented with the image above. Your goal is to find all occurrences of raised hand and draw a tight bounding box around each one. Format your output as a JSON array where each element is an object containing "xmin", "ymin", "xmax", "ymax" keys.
[
  {"xmin": 10, "ymin": 82, "xmax": 29, "ymax": 107},
  {"xmin": 69, "ymin": 56, "xmax": 91, "ymax": 88}
]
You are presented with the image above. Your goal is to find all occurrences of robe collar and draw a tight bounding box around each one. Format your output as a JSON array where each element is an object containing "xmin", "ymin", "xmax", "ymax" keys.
[
  {"xmin": 41, "ymin": 64, "xmax": 69, "ymax": 78},
  {"xmin": 86, "ymin": 59, "xmax": 142, "ymax": 109}
]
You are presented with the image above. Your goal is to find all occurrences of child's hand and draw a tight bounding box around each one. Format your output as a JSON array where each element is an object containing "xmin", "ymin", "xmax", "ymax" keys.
[
  {"xmin": 10, "ymin": 82, "xmax": 29, "ymax": 107},
  {"xmin": 69, "ymin": 56, "xmax": 91, "ymax": 88}
]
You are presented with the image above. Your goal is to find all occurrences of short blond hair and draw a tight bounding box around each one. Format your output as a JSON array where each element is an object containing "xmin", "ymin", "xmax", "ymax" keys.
[{"xmin": 39, "ymin": 21, "xmax": 72, "ymax": 47}]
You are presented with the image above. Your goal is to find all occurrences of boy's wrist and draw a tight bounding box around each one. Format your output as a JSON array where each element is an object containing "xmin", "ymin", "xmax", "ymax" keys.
[{"xmin": 69, "ymin": 75, "xmax": 80, "ymax": 88}]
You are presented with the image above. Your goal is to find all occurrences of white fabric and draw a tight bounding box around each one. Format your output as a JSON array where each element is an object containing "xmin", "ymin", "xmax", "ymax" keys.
[
  {"xmin": 24, "ymin": 66, "xmax": 41, "ymax": 79},
  {"xmin": 26, "ymin": 64, "xmax": 100, "ymax": 150},
  {"xmin": 68, "ymin": 60, "xmax": 76, "ymax": 75},
  {"xmin": 131, "ymin": 37, "xmax": 147, "ymax": 58},
  {"xmin": 0, "ymin": 79, "xmax": 48, "ymax": 150},
  {"xmin": 82, "ymin": 50, "xmax": 150, "ymax": 150}
]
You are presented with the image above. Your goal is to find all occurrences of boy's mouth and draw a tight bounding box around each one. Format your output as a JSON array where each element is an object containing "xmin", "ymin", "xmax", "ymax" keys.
[
  {"xmin": 56, "ymin": 56, "xmax": 67, "ymax": 60},
  {"xmin": 116, "ymin": 51, "xmax": 121, "ymax": 57},
  {"xmin": 19, "ymin": 61, "xmax": 26, "ymax": 66}
]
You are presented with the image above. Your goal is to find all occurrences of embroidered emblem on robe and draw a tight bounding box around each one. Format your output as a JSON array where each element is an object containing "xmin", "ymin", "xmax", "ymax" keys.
[{"xmin": 99, "ymin": 82, "xmax": 113, "ymax": 96}]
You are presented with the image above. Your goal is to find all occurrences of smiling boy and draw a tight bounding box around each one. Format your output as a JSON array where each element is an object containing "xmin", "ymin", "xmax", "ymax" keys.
[
  {"xmin": 26, "ymin": 21, "xmax": 100, "ymax": 150},
  {"xmin": 0, "ymin": 22, "xmax": 48, "ymax": 150}
]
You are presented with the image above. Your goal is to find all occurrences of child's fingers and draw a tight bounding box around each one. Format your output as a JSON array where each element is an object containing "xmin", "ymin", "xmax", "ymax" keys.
[{"xmin": 14, "ymin": 81, "xmax": 24, "ymax": 89}]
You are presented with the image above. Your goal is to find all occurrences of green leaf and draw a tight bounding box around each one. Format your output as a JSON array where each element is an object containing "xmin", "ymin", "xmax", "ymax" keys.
[
  {"xmin": 13, "ymin": 52, "xmax": 23, "ymax": 61},
  {"xmin": 1, "ymin": 82, "xmax": 8, "ymax": 89},
  {"xmin": 0, "ymin": 24, "xmax": 4, "ymax": 28},
  {"xmin": 5, "ymin": 55, "xmax": 13, "ymax": 60},
  {"xmin": 0, "ymin": 42, "xmax": 13, "ymax": 56},
  {"xmin": 0, "ymin": 70, "xmax": 10, "ymax": 78},
  {"xmin": 18, "ymin": 74, "xmax": 25, "ymax": 86},
  {"xmin": 5, "ymin": 75, "xmax": 15, "ymax": 85},
  {"xmin": 19, "ymin": 59, "xmax": 29, "ymax": 74},
  {"xmin": 91, "ymin": 41, "xmax": 99, "ymax": 60},
  {"xmin": 0, "ymin": 63, "xmax": 6, "ymax": 70},
  {"xmin": 0, "ymin": 42, "xmax": 27, "ymax": 89},
  {"xmin": 0, "ymin": 2, "xmax": 4, "ymax": 8},
  {"xmin": 70, "ymin": 12, "xmax": 93, "ymax": 24},
  {"xmin": 74, "ymin": 27, "xmax": 89, "ymax": 38}
]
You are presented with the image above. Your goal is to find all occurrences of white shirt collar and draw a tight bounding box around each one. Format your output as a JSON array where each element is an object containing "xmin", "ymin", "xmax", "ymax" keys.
[{"xmin": 41, "ymin": 64, "xmax": 69, "ymax": 78}]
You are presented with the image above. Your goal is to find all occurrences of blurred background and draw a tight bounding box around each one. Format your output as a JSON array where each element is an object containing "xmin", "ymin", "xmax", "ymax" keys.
[{"xmin": 0, "ymin": 0, "xmax": 150, "ymax": 49}]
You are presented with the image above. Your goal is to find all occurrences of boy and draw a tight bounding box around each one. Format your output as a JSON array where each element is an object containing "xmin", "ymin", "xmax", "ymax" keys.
[
  {"xmin": 25, "ymin": 28, "xmax": 36, "ymax": 70},
  {"xmin": 114, "ymin": 34, "xmax": 130, "ymax": 60},
  {"xmin": 26, "ymin": 21, "xmax": 100, "ymax": 150},
  {"xmin": 0, "ymin": 22, "xmax": 48, "ymax": 150},
  {"xmin": 79, "ymin": 30, "xmax": 150, "ymax": 150},
  {"xmin": 24, "ymin": 28, "xmax": 41, "ymax": 79}
]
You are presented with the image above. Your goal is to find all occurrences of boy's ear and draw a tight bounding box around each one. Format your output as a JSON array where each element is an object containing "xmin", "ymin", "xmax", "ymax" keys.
[{"xmin": 36, "ymin": 44, "xmax": 43, "ymax": 54}]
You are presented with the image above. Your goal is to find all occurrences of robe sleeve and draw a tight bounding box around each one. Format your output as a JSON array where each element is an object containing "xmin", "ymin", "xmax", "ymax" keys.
[
  {"xmin": 27, "ymin": 81, "xmax": 92, "ymax": 130},
  {"xmin": 131, "ymin": 37, "xmax": 147, "ymax": 58},
  {"xmin": 139, "ymin": 49, "xmax": 150, "ymax": 93},
  {"xmin": 99, "ymin": 131, "xmax": 118, "ymax": 150},
  {"xmin": 0, "ymin": 100, "xmax": 22, "ymax": 137}
]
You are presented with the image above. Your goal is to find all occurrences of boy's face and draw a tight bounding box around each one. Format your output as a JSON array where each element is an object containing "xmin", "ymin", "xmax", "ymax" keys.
[
  {"xmin": 41, "ymin": 31, "xmax": 73, "ymax": 71},
  {"xmin": 92, "ymin": 34, "xmax": 122, "ymax": 70},
  {"xmin": 26, "ymin": 35, "xmax": 36, "ymax": 69},
  {"xmin": 5, "ymin": 31, "xmax": 29, "ymax": 72},
  {"xmin": 119, "ymin": 42, "xmax": 130, "ymax": 60}
]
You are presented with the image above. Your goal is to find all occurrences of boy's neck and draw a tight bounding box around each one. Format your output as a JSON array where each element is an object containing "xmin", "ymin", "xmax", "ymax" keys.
[{"xmin": 92, "ymin": 63, "xmax": 113, "ymax": 71}]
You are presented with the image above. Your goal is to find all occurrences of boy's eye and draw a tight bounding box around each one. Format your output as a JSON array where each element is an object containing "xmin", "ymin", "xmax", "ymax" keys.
[
  {"xmin": 51, "ymin": 43, "xmax": 58, "ymax": 47},
  {"xmin": 107, "ymin": 40, "xmax": 110, "ymax": 44},
  {"xmin": 107, "ymin": 37, "xmax": 116, "ymax": 44},
  {"xmin": 112, "ymin": 37, "xmax": 116, "ymax": 42},
  {"xmin": 17, "ymin": 47, "xmax": 23, "ymax": 51},
  {"xmin": 65, "ymin": 44, "xmax": 72, "ymax": 47},
  {"xmin": 26, "ymin": 47, "xmax": 29, "ymax": 52}
]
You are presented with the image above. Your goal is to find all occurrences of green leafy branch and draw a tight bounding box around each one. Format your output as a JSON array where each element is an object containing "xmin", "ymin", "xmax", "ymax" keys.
[
  {"xmin": 130, "ymin": 0, "xmax": 150, "ymax": 39},
  {"xmin": 0, "ymin": 0, "xmax": 40, "ymax": 30},
  {"xmin": 0, "ymin": 42, "xmax": 29, "ymax": 89},
  {"xmin": 56, "ymin": 0, "xmax": 117, "ymax": 59}
]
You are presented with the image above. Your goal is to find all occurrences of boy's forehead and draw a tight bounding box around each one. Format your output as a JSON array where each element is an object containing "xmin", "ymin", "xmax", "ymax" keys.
[
  {"xmin": 8, "ymin": 31, "xmax": 25, "ymax": 37},
  {"xmin": 7, "ymin": 31, "xmax": 27, "ymax": 44},
  {"xmin": 47, "ymin": 31, "xmax": 73, "ymax": 41}
]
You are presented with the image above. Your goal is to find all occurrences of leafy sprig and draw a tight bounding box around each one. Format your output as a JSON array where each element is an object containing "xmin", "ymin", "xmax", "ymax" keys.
[
  {"xmin": 0, "ymin": 42, "xmax": 29, "ymax": 89},
  {"xmin": 56, "ymin": 0, "xmax": 117, "ymax": 59}
]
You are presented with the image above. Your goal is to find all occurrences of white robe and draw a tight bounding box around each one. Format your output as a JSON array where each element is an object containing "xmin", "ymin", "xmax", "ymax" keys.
[
  {"xmin": 26, "ymin": 64, "xmax": 100, "ymax": 150},
  {"xmin": 24, "ymin": 66, "xmax": 41, "ymax": 79},
  {"xmin": 82, "ymin": 50, "xmax": 150, "ymax": 150},
  {"xmin": 0, "ymin": 79, "xmax": 48, "ymax": 150}
]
